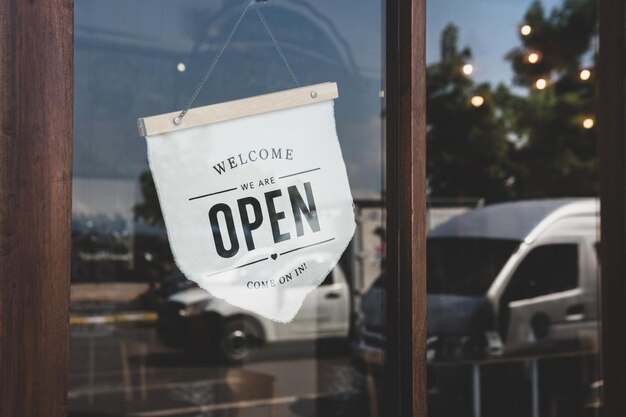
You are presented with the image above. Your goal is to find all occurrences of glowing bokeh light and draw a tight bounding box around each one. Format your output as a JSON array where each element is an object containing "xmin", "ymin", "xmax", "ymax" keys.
[
  {"xmin": 470, "ymin": 95, "xmax": 485, "ymax": 107},
  {"xmin": 535, "ymin": 78, "xmax": 547, "ymax": 90},
  {"xmin": 579, "ymin": 69, "xmax": 591, "ymax": 81},
  {"xmin": 527, "ymin": 52, "xmax": 540, "ymax": 64}
]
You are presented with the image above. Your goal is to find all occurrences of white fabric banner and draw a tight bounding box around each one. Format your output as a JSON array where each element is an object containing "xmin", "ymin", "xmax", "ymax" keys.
[{"xmin": 144, "ymin": 94, "xmax": 355, "ymax": 322}]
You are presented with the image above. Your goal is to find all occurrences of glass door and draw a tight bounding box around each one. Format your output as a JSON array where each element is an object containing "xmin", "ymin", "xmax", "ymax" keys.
[
  {"xmin": 7, "ymin": 0, "xmax": 626, "ymax": 415},
  {"xmin": 69, "ymin": 1, "xmax": 397, "ymax": 416},
  {"xmin": 424, "ymin": 0, "xmax": 602, "ymax": 415}
]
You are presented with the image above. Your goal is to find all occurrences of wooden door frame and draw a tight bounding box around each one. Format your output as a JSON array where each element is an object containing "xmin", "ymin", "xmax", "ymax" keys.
[
  {"xmin": 385, "ymin": 0, "xmax": 427, "ymax": 416},
  {"xmin": 0, "ymin": 0, "xmax": 427, "ymax": 415},
  {"xmin": 598, "ymin": 0, "xmax": 626, "ymax": 416},
  {"xmin": 0, "ymin": 0, "xmax": 74, "ymax": 416}
]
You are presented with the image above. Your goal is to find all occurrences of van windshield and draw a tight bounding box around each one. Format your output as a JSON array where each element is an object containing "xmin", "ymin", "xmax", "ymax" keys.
[{"xmin": 427, "ymin": 237, "xmax": 520, "ymax": 297}]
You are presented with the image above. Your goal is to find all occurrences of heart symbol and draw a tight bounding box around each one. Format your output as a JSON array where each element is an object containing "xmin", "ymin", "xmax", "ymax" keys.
[{"xmin": 271, "ymin": 253, "xmax": 278, "ymax": 260}]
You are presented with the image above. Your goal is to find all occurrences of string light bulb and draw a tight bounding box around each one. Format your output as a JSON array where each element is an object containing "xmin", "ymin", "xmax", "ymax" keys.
[
  {"xmin": 521, "ymin": 25, "xmax": 532, "ymax": 36},
  {"xmin": 470, "ymin": 95, "xmax": 485, "ymax": 107},
  {"xmin": 177, "ymin": 62, "xmax": 186, "ymax": 72},
  {"xmin": 583, "ymin": 118, "xmax": 594, "ymax": 129},
  {"xmin": 535, "ymin": 78, "xmax": 547, "ymax": 90},
  {"xmin": 579, "ymin": 69, "xmax": 591, "ymax": 81},
  {"xmin": 527, "ymin": 52, "xmax": 541, "ymax": 64},
  {"xmin": 462, "ymin": 64, "xmax": 474, "ymax": 75}
]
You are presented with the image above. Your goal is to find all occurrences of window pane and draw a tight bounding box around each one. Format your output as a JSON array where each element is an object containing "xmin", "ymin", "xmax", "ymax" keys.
[
  {"xmin": 428, "ymin": 238, "xmax": 521, "ymax": 296},
  {"xmin": 70, "ymin": 1, "xmax": 387, "ymax": 416},
  {"xmin": 507, "ymin": 244, "xmax": 578, "ymax": 301},
  {"xmin": 426, "ymin": 0, "xmax": 601, "ymax": 414}
]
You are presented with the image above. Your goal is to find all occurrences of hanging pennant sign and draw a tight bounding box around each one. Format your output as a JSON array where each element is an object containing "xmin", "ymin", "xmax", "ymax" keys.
[{"xmin": 138, "ymin": 82, "xmax": 355, "ymax": 322}]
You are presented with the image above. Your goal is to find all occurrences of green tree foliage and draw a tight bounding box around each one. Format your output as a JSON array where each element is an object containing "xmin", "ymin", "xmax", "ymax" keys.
[
  {"xmin": 427, "ymin": 0, "xmax": 597, "ymax": 201},
  {"xmin": 507, "ymin": 0, "xmax": 596, "ymax": 87},
  {"xmin": 506, "ymin": 0, "xmax": 597, "ymax": 198},
  {"xmin": 135, "ymin": 170, "xmax": 165, "ymax": 226},
  {"xmin": 427, "ymin": 24, "xmax": 517, "ymax": 202}
]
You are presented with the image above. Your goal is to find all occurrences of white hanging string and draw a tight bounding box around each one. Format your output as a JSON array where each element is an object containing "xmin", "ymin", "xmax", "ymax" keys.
[
  {"xmin": 255, "ymin": 5, "xmax": 300, "ymax": 87},
  {"xmin": 174, "ymin": 0, "xmax": 300, "ymax": 125}
]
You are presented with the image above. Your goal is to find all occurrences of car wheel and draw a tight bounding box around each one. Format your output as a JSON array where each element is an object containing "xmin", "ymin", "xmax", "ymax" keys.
[{"xmin": 218, "ymin": 316, "xmax": 263, "ymax": 364}]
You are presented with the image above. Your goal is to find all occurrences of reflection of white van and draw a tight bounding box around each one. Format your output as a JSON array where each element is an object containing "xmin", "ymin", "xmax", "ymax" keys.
[
  {"xmin": 356, "ymin": 199, "xmax": 600, "ymax": 362},
  {"xmin": 158, "ymin": 266, "xmax": 350, "ymax": 362}
]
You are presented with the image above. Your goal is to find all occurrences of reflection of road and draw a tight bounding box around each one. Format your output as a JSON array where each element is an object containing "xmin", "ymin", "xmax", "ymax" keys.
[{"xmin": 68, "ymin": 324, "xmax": 370, "ymax": 417}]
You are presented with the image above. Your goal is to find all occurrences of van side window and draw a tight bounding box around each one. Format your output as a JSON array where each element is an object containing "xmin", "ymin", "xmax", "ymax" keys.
[{"xmin": 507, "ymin": 244, "xmax": 578, "ymax": 301}]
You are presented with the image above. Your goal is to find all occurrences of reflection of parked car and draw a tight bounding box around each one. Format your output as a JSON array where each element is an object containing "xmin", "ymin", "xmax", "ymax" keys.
[
  {"xmin": 158, "ymin": 265, "xmax": 350, "ymax": 363},
  {"xmin": 355, "ymin": 199, "xmax": 600, "ymax": 364},
  {"xmin": 140, "ymin": 267, "xmax": 196, "ymax": 310}
]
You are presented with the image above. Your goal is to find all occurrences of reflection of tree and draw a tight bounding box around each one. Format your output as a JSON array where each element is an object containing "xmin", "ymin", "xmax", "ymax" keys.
[
  {"xmin": 505, "ymin": 0, "xmax": 597, "ymax": 198},
  {"xmin": 132, "ymin": 171, "xmax": 177, "ymax": 282},
  {"xmin": 428, "ymin": 0, "xmax": 598, "ymax": 202},
  {"xmin": 135, "ymin": 170, "xmax": 164, "ymax": 226},
  {"xmin": 507, "ymin": 1, "xmax": 596, "ymax": 87},
  {"xmin": 427, "ymin": 24, "xmax": 516, "ymax": 202},
  {"xmin": 133, "ymin": 232, "xmax": 175, "ymax": 284}
]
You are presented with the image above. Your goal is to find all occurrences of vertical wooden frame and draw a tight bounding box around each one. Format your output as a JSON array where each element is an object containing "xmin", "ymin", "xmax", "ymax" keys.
[
  {"xmin": 385, "ymin": 0, "xmax": 427, "ymax": 416},
  {"xmin": 0, "ymin": 0, "xmax": 73, "ymax": 416},
  {"xmin": 598, "ymin": 0, "xmax": 626, "ymax": 415}
]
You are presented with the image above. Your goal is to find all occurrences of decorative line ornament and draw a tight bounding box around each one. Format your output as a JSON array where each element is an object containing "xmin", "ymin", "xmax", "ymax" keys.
[{"xmin": 138, "ymin": 83, "xmax": 356, "ymax": 322}]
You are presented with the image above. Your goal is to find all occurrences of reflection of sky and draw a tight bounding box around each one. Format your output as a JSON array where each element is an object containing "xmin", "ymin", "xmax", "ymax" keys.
[
  {"xmin": 75, "ymin": 0, "xmax": 383, "ymax": 203},
  {"xmin": 427, "ymin": 0, "xmax": 562, "ymax": 87}
]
